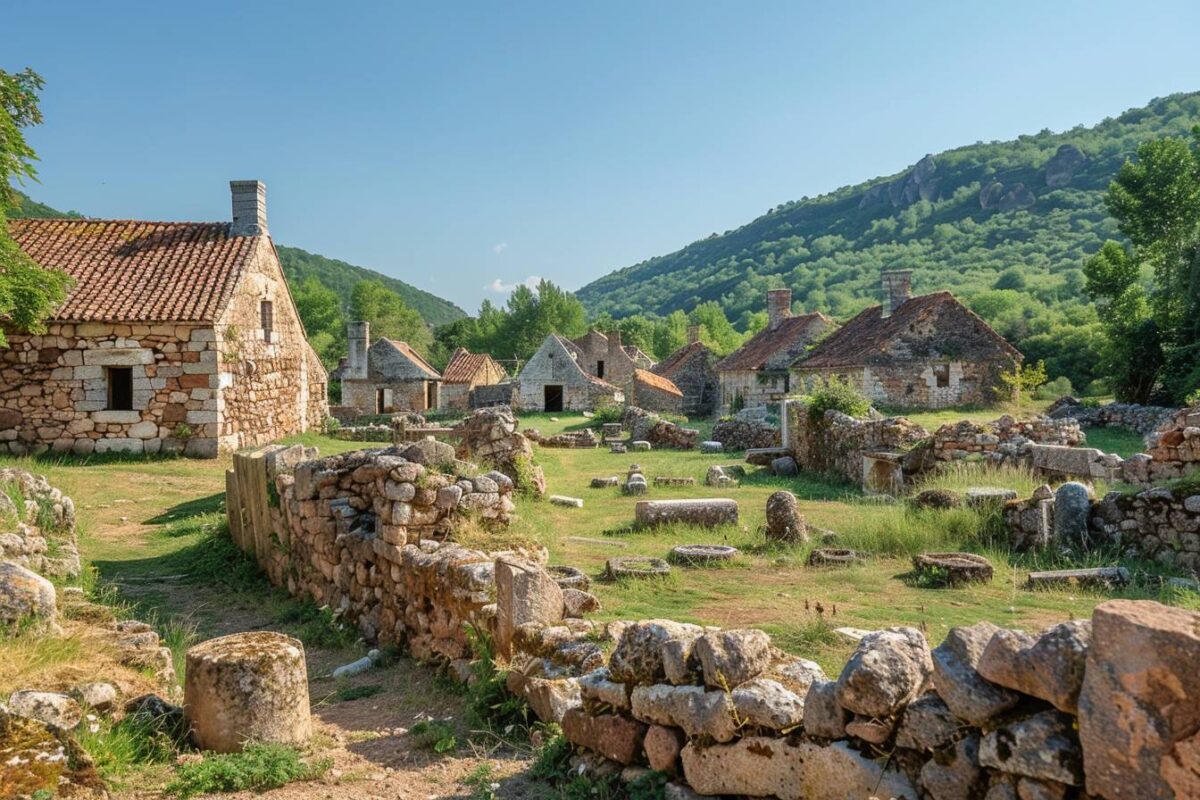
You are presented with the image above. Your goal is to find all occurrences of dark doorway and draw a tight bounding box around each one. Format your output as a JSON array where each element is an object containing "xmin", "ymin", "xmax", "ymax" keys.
[
  {"xmin": 596, "ymin": 360, "xmax": 605, "ymax": 379},
  {"xmin": 426, "ymin": 381, "xmax": 438, "ymax": 410},
  {"xmin": 544, "ymin": 385, "xmax": 564, "ymax": 412},
  {"xmin": 376, "ymin": 388, "xmax": 386, "ymax": 413}
]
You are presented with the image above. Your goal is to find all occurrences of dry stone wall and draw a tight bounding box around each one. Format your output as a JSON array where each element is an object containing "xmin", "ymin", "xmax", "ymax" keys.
[
  {"xmin": 622, "ymin": 407, "xmax": 700, "ymax": 450},
  {"xmin": 788, "ymin": 405, "xmax": 929, "ymax": 485},
  {"xmin": 1048, "ymin": 398, "xmax": 1176, "ymax": 435},
  {"xmin": 225, "ymin": 445, "xmax": 1198, "ymax": 799}
]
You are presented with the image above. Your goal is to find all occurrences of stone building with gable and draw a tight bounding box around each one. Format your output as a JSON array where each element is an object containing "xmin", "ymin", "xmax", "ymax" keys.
[
  {"xmin": 1, "ymin": 181, "xmax": 327, "ymax": 457},
  {"xmin": 437, "ymin": 347, "xmax": 506, "ymax": 412},
  {"xmin": 716, "ymin": 289, "xmax": 835, "ymax": 413},
  {"xmin": 792, "ymin": 270, "xmax": 1021, "ymax": 408},
  {"xmin": 515, "ymin": 334, "xmax": 623, "ymax": 412},
  {"xmin": 652, "ymin": 325, "xmax": 719, "ymax": 418},
  {"xmin": 570, "ymin": 328, "xmax": 654, "ymax": 386},
  {"xmin": 339, "ymin": 321, "xmax": 442, "ymax": 414}
]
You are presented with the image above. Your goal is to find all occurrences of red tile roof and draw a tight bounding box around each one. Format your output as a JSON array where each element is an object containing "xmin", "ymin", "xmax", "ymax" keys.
[
  {"xmin": 442, "ymin": 347, "xmax": 505, "ymax": 383},
  {"xmin": 717, "ymin": 312, "xmax": 835, "ymax": 372},
  {"xmin": 796, "ymin": 292, "xmax": 1021, "ymax": 369},
  {"xmin": 634, "ymin": 368, "xmax": 682, "ymax": 397},
  {"xmin": 9, "ymin": 218, "xmax": 258, "ymax": 322}
]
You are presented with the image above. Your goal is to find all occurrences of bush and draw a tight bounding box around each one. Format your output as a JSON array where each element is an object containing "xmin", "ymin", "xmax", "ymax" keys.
[
  {"xmin": 1033, "ymin": 376, "xmax": 1074, "ymax": 401},
  {"xmin": 803, "ymin": 376, "xmax": 870, "ymax": 423},
  {"xmin": 591, "ymin": 403, "xmax": 623, "ymax": 426},
  {"xmin": 320, "ymin": 416, "xmax": 341, "ymax": 436},
  {"xmin": 164, "ymin": 743, "xmax": 329, "ymax": 798},
  {"xmin": 464, "ymin": 626, "xmax": 530, "ymax": 735},
  {"xmin": 1083, "ymin": 379, "xmax": 1111, "ymax": 398}
]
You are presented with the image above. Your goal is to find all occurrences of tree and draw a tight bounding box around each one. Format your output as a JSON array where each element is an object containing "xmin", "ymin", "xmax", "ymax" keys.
[
  {"xmin": 349, "ymin": 280, "xmax": 432, "ymax": 354},
  {"xmin": 689, "ymin": 302, "xmax": 744, "ymax": 355},
  {"xmin": 292, "ymin": 277, "xmax": 344, "ymax": 364},
  {"xmin": 1085, "ymin": 129, "xmax": 1200, "ymax": 402},
  {"xmin": 0, "ymin": 68, "xmax": 72, "ymax": 347}
]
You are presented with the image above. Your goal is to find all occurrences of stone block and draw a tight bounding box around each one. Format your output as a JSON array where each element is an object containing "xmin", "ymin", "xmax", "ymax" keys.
[
  {"xmin": 561, "ymin": 708, "xmax": 646, "ymax": 765},
  {"xmin": 494, "ymin": 558, "xmax": 564, "ymax": 658},
  {"xmin": 634, "ymin": 498, "xmax": 738, "ymax": 528}
]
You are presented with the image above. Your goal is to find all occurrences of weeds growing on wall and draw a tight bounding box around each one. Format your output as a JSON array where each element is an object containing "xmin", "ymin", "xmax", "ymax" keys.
[
  {"xmin": 464, "ymin": 625, "xmax": 530, "ymax": 736},
  {"xmin": 529, "ymin": 726, "xmax": 669, "ymax": 800}
]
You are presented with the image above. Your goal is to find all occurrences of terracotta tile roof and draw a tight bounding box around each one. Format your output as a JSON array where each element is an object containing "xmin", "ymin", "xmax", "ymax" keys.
[
  {"xmin": 382, "ymin": 339, "xmax": 442, "ymax": 379},
  {"xmin": 654, "ymin": 340, "xmax": 714, "ymax": 379},
  {"xmin": 441, "ymin": 347, "xmax": 505, "ymax": 383},
  {"xmin": 796, "ymin": 292, "xmax": 1021, "ymax": 370},
  {"xmin": 634, "ymin": 368, "xmax": 682, "ymax": 397},
  {"xmin": 8, "ymin": 218, "xmax": 258, "ymax": 322},
  {"xmin": 717, "ymin": 312, "xmax": 836, "ymax": 372}
]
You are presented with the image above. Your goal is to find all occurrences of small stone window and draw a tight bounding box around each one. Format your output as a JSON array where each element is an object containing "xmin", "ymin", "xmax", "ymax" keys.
[
  {"xmin": 260, "ymin": 300, "xmax": 274, "ymax": 339},
  {"xmin": 934, "ymin": 364, "xmax": 950, "ymax": 388},
  {"xmin": 107, "ymin": 367, "xmax": 133, "ymax": 411},
  {"xmin": 596, "ymin": 360, "xmax": 605, "ymax": 379}
]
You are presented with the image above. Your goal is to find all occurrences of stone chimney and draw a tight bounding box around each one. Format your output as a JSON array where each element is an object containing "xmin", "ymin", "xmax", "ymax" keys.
[
  {"xmin": 881, "ymin": 270, "xmax": 912, "ymax": 318},
  {"xmin": 230, "ymin": 180, "xmax": 268, "ymax": 237},
  {"xmin": 606, "ymin": 329, "xmax": 633, "ymax": 385},
  {"xmin": 687, "ymin": 325, "xmax": 701, "ymax": 345},
  {"xmin": 346, "ymin": 321, "xmax": 370, "ymax": 381},
  {"xmin": 767, "ymin": 289, "xmax": 793, "ymax": 331}
]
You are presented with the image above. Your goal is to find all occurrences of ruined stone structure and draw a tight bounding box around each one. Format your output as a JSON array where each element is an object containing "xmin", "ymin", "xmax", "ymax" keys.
[
  {"xmin": 437, "ymin": 347, "xmax": 506, "ymax": 412},
  {"xmin": 652, "ymin": 326, "xmax": 719, "ymax": 417},
  {"xmin": 788, "ymin": 404, "xmax": 930, "ymax": 487},
  {"xmin": 717, "ymin": 289, "xmax": 834, "ymax": 413},
  {"xmin": 225, "ymin": 442, "xmax": 1199, "ymax": 800},
  {"xmin": 515, "ymin": 335, "xmax": 622, "ymax": 412},
  {"xmin": 1, "ymin": 181, "xmax": 327, "ymax": 457},
  {"xmin": 1047, "ymin": 398, "xmax": 1175, "ymax": 435},
  {"xmin": 338, "ymin": 322, "xmax": 442, "ymax": 415},
  {"xmin": 793, "ymin": 270, "xmax": 1020, "ymax": 409},
  {"xmin": 570, "ymin": 328, "xmax": 654, "ymax": 386},
  {"xmin": 623, "ymin": 406, "xmax": 700, "ymax": 449},
  {"xmin": 627, "ymin": 369, "xmax": 683, "ymax": 414}
]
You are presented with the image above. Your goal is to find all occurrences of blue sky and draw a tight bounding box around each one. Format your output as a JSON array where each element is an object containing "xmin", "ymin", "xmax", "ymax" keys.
[{"xmin": 8, "ymin": 0, "xmax": 1199, "ymax": 314}]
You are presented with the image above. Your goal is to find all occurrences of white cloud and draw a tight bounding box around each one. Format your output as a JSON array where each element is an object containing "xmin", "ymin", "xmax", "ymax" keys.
[
  {"xmin": 486, "ymin": 275, "xmax": 543, "ymax": 294},
  {"xmin": 491, "ymin": 242, "xmax": 509, "ymax": 254}
]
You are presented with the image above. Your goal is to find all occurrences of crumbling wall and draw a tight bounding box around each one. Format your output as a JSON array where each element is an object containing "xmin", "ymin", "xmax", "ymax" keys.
[
  {"xmin": 1048, "ymin": 398, "xmax": 1176, "ymax": 435},
  {"xmin": 623, "ymin": 406, "xmax": 700, "ymax": 450},
  {"xmin": 788, "ymin": 405, "xmax": 929, "ymax": 484}
]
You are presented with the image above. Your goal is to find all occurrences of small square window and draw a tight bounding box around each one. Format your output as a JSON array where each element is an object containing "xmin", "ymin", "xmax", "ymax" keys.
[
  {"xmin": 107, "ymin": 367, "xmax": 133, "ymax": 410},
  {"xmin": 260, "ymin": 300, "xmax": 274, "ymax": 339}
]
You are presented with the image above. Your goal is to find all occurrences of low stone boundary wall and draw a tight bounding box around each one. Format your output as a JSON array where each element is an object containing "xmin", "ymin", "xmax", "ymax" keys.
[
  {"xmin": 623, "ymin": 406, "xmax": 699, "ymax": 450},
  {"xmin": 711, "ymin": 416, "xmax": 780, "ymax": 451},
  {"xmin": 931, "ymin": 415, "xmax": 1084, "ymax": 462},
  {"xmin": 1048, "ymin": 398, "xmax": 1176, "ymax": 434},
  {"xmin": 224, "ymin": 445, "xmax": 1198, "ymax": 799},
  {"xmin": 788, "ymin": 405, "xmax": 929, "ymax": 486}
]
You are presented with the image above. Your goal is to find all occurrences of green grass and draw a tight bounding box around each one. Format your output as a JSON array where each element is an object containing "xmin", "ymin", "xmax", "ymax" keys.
[
  {"xmin": 1083, "ymin": 426, "xmax": 1148, "ymax": 458},
  {"xmin": 163, "ymin": 743, "xmax": 330, "ymax": 798}
]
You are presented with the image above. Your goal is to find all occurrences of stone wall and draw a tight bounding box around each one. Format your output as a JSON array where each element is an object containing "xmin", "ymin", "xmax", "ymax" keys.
[
  {"xmin": 1, "ymin": 322, "xmax": 222, "ymax": 456},
  {"xmin": 454, "ymin": 406, "xmax": 547, "ymax": 497},
  {"xmin": 931, "ymin": 416, "xmax": 1085, "ymax": 463},
  {"xmin": 788, "ymin": 405, "xmax": 929, "ymax": 485},
  {"xmin": 794, "ymin": 360, "xmax": 1007, "ymax": 410},
  {"xmin": 623, "ymin": 407, "xmax": 700, "ymax": 450},
  {"xmin": 711, "ymin": 415, "xmax": 780, "ymax": 452},
  {"xmin": 225, "ymin": 444, "xmax": 519, "ymax": 659},
  {"xmin": 628, "ymin": 374, "xmax": 683, "ymax": 415},
  {"xmin": 1005, "ymin": 483, "xmax": 1200, "ymax": 571},
  {"xmin": 719, "ymin": 369, "xmax": 787, "ymax": 413},
  {"xmin": 470, "ymin": 382, "xmax": 518, "ymax": 409},
  {"xmin": 342, "ymin": 377, "xmax": 433, "ymax": 415},
  {"xmin": 0, "ymin": 467, "xmax": 79, "ymax": 579},
  {"xmin": 216, "ymin": 237, "xmax": 326, "ymax": 451},
  {"xmin": 1048, "ymin": 398, "xmax": 1176, "ymax": 435},
  {"xmin": 225, "ymin": 445, "xmax": 1198, "ymax": 799}
]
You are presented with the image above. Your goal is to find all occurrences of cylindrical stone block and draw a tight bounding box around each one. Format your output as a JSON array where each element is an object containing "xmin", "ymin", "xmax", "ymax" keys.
[
  {"xmin": 184, "ymin": 631, "xmax": 311, "ymax": 753},
  {"xmin": 634, "ymin": 498, "xmax": 739, "ymax": 528}
]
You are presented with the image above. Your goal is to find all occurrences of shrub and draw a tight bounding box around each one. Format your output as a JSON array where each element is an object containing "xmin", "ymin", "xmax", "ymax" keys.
[
  {"xmin": 1083, "ymin": 379, "xmax": 1111, "ymax": 398},
  {"xmin": 409, "ymin": 720, "xmax": 458, "ymax": 753},
  {"xmin": 164, "ymin": 743, "xmax": 329, "ymax": 798},
  {"xmin": 464, "ymin": 626, "xmax": 530, "ymax": 735},
  {"xmin": 320, "ymin": 416, "xmax": 341, "ymax": 436},
  {"xmin": 803, "ymin": 376, "xmax": 870, "ymax": 423},
  {"xmin": 1033, "ymin": 376, "xmax": 1074, "ymax": 401},
  {"xmin": 590, "ymin": 402, "xmax": 623, "ymax": 426}
]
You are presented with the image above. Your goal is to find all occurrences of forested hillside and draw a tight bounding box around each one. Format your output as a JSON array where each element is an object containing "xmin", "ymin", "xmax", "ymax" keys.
[
  {"xmin": 577, "ymin": 92, "xmax": 1200, "ymax": 392},
  {"xmin": 275, "ymin": 246, "xmax": 464, "ymax": 328}
]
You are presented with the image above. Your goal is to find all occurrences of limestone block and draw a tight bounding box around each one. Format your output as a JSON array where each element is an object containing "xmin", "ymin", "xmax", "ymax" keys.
[
  {"xmin": 82, "ymin": 348, "xmax": 153, "ymax": 366},
  {"xmin": 95, "ymin": 438, "xmax": 144, "ymax": 454},
  {"xmin": 931, "ymin": 621, "xmax": 1020, "ymax": 726},
  {"xmin": 494, "ymin": 558, "xmax": 564, "ymax": 659},
  {"xmin": 561, "ymin": 708, "xmax": 646, "ymax": 765},
  {"xmin": 977, "ymin": 621, "xmax": 1090, "ymax": 714},
  {"xmin": 835, "ymin": 627, "xmax": 932, "ymax": 718},
  {"xmin": 634, "ymin": 499, "xmax": 738, "ymax": 528},
  {"xmin": 0, "ymin": 561, "xmax": 57, "ymax": 628},
  {"xmin": 630, "ymin": 683, "xmax": 737, "ymax": 742},
  {"xmin": 184, "ymin": 631, "xmax": 311, "ymax": 753},
  {"xmin": 92, "ymin": 410, "xmax": 140, "ymax": 424}
]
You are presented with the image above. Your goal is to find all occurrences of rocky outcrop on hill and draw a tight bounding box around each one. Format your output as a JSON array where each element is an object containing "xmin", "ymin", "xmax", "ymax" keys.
[
  {"xmin": 1045, "ymin": 144, "xmax": 1087, "ymax": 188},
  {"xmin": 860, "ymin": 154, "xmax": 941, "ymax": 209},
  {"xmin": 980, "ymin": 181, "xmax": 1036, "ymax": 210}
]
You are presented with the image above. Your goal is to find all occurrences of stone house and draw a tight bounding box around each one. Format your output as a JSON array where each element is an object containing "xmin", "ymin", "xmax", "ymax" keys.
[
  {"xmin": 628, "ymin": 369, "xmax": 684, "ymax": 414},
  {"xmin": 652, "ymin": 326, "xmax": 719, "ymax": 418},
  {"xmin": 516, "ymin": 335, "xmax": 623, "ymax": 412},
  {"xmin": 716, "ymin": 289, "xmax": 835, "ymax": 413},
  {"xmin": 792, "ymin": 270, "xmax": 1021, "ymax": 408},
  {"xmin": 437, "ymin": 347, "xmax": 506, "ymax": 412},
  {"xmin": 0, "ymin": 180, "xmax": 328, "ymax": 457},
  {"xmin": 339, "ymin": 321, "xmax": 442, "ymax": 414},
  {"xmin": 570, "ymin": 328, "xmax": 654, "ymax": 386}
]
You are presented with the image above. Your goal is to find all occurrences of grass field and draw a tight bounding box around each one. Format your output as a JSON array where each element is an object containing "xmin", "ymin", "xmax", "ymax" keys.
[{"xmin": 1, "ymin": 408, "xmax": 1190, "ymax": 687}]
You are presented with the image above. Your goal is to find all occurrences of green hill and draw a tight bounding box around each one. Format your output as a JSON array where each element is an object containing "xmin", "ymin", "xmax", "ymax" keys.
[
  {"xmin": 8, "ymin": 192, "xmax": 465, "ymax": 328},
  {"xmin": 274, "ymin": 246, "xmax": 464, "ymax": 327},
  {"xmin": 577, "ymin": 91, "xmax": 1200, "ymax": 330}
]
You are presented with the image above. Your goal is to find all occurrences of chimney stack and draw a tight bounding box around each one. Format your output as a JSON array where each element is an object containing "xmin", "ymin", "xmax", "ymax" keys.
[
  {"xmin": 881, "ymin": 270, "xmax": 912, "ymax": 318},
  {"xmin": 687, "ymin": 325, "xmax": 701, "ymax": 345},
  {"xmin": 346, "ymin": 321, "xmax": 370, "ymax": 381},
  {"xmin": 767, "ymin": 289, "xmax": 793, "ymax": 331},
  {"xmin": 230, "ymin": 180, "xmax": 268, "ymax": 237}
]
